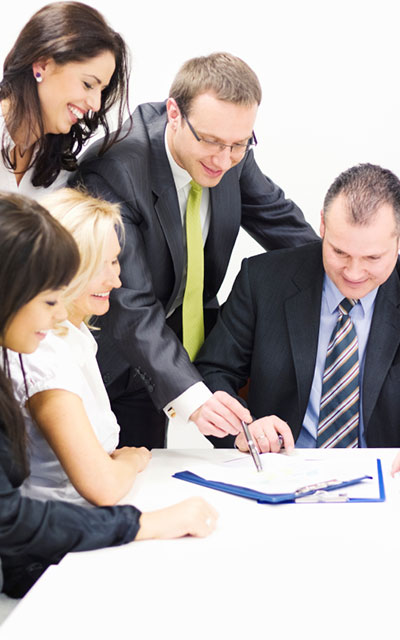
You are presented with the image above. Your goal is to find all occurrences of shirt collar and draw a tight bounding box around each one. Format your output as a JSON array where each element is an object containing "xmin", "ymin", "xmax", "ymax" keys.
[
  {"xmin": 323, "ymin": 274, "xmax": 378, "ymax": 316},
  {"xmin": 164, "ymin": 126, "xmax": 192, "ymax": 191},
  {"xmin": 61, "ymin": 319, "xmax": 97, "ymax": 358}
]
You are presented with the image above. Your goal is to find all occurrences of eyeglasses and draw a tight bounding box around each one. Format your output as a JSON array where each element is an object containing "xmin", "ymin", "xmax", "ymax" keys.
[{"xmin": 182, "ymin": 114, "xmax": 257, "ymax": 158}]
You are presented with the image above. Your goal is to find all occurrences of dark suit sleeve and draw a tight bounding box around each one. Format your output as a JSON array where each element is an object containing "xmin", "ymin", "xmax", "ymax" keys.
[
  {"xmin": 0, "ymin": 433, "xmax": 140, "ymax": 597},
  {"xmin": 238, "ymin": 151, "xmax": 318, "ymax": 249},
  {"xmin": 72, "ymin": 160, "xmax": 201, "ymax": 410},
  {"xmin": 196, "ymin": 258, "xmax": 255, "ymax": 400}
]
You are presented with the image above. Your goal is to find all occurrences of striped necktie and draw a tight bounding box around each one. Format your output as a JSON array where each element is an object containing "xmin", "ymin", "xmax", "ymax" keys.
[
  {"xmin": 317, "ymin": 298, "xmax": 359, "ymax": 448},
  {"xmin": 182, "ymin": 180, "xmax": 204, "ymax": 361}
]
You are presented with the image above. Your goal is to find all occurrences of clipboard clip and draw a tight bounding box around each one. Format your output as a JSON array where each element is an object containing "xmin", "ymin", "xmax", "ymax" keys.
[
  {"xmin": 294, "ymin": 478, "xmax": 339, "ymax": 496},
  {"xmin": 295, "ymin": 490, "xmax": 349, "ymax": 503}
]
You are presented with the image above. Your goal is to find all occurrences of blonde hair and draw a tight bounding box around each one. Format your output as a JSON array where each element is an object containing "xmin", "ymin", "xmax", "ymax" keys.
[{"xmin": 40, "ymin": 188, "xmax": 123, "ymax": 323}]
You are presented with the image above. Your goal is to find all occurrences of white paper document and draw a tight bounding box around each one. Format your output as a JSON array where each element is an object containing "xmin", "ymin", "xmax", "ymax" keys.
[{"xmin": 184, "ymin": 450, "xmax": 382, "ymax": 499}]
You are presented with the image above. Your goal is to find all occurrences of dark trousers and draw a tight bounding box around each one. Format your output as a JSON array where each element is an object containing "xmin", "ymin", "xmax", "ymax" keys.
[
  {"xmin": 108, "ymin": 305, "xmax": 219, "ymax": 450},
  {"xmin": 109, "ymin": 376, "xmax": 167, "ymax": 449}
]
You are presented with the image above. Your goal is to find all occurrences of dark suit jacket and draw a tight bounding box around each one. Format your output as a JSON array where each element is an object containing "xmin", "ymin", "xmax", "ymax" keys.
[
  {"xmin": 72, "ymin": 101, "xmax": 317, "ymax": 410},
  {"xmin": 196, "ymin": 241, "xmax": 400, "ymax": 447}
]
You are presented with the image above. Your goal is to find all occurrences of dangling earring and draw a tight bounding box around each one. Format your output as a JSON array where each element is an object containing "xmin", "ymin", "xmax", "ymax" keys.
[{"xmin": 35, "ymin": 72, "xmax": 42, "ymax": 83}]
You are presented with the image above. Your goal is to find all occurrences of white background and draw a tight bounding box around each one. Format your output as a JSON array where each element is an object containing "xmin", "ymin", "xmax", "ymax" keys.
[{"xmin": 2, "ymin": 0, "xmax": 400, "ymax": 446}]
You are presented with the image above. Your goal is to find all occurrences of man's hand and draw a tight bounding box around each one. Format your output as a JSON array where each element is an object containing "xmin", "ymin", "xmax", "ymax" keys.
[
  {"xmin": 235, "ymin": 415, "xmax": 295, "ymax": 453},
  {"xmin": 189, "ymin": 391, "xmax": 252, "ymax": 438}
]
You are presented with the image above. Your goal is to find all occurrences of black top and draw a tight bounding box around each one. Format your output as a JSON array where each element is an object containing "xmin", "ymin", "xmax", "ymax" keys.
[{"xmin": 0, "ymin": 426, "xmax": 141, "ymax": 597}]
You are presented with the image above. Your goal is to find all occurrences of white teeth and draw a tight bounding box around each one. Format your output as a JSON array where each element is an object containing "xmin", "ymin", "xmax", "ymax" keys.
[
  {"xmin": 93, "ymin": 293, "xmax": 109, "ymax": 298},
  {"xmin": 68, "ymin": 105, "xmax": 84, "ymax": 119}
]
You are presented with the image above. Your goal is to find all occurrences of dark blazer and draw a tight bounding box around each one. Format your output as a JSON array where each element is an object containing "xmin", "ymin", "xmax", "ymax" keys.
[
  {"xmin": 196, "ymin": 241, "xmax": 400, "ymax": 447},
  {"xmin": 72, "ymin": 101, "xmax": 317, "ymax": 410}
]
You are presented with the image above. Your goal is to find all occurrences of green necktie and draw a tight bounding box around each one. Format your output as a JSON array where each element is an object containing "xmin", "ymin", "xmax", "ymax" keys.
[{"xmin": 182, "ymin": 180, "xmax": 204, "ymax": 361}]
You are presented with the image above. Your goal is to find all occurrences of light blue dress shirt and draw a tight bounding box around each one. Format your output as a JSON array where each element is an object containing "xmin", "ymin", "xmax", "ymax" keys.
[{"xmin": 297, "ymin": 275, "xmax": 378, "ymax": 448}]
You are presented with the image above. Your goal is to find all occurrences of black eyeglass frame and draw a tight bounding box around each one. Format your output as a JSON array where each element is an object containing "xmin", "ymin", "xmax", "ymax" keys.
[{"xmin": 182, "ymin": 113, "xmax": 257, "ymax": 155}]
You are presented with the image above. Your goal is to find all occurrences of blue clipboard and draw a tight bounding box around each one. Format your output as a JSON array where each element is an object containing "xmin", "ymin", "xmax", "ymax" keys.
[{"xmin": 173, "ymin": 459, "xmax": 385, "ymax": 504}]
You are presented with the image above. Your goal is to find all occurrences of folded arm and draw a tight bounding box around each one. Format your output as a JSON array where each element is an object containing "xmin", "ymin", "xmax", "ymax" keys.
[{"xmin": 28, "ymin": 389, "xmax": 151, "ymax": 506}]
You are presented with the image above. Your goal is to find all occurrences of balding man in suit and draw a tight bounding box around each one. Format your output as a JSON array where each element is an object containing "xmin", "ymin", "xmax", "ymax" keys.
[{"xmin": 196, "ymin": 163, "xmax": 400, "ymax": 452}]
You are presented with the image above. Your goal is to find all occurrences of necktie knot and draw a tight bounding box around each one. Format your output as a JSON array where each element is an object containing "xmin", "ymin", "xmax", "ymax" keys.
[
  {"xmin": 338, "ymin": 298, "xmax": 357, "ymax": 316},
  {"xmin": 190, "ymin": 180, "xmax": 202, "ymax": 195}
]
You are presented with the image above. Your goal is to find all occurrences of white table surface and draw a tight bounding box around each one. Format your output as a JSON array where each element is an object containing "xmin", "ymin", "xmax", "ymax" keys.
[{"xmin": 2, "ymin": 448, "xmax": 400, "ymax": 640}]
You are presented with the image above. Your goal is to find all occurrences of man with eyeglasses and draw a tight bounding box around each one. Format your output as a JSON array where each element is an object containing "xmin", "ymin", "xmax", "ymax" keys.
[{"xmin": 73, "ymin": 52, "xmax": 317, "ymax": 450}]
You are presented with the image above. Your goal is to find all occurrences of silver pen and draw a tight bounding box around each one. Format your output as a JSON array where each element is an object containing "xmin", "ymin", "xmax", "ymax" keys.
[{"xmin": 241, "ymin": 421, "xmax": 263, "ymax": 472}]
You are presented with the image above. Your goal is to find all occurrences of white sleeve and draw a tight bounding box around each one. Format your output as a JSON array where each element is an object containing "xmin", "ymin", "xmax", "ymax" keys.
[
  {"xmin": 7, "ymin": 333, "xmax": 83, "ymax": 406},
  {"xmin": 163, "ymin": 382, "xmax": 212, "ymax": 423}
]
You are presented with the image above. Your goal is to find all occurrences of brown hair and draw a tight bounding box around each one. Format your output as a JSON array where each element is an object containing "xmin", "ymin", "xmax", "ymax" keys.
[
  {"xmin": 169, "ymin": 52, "xmax": 262, "ymax": 116},
  {"xmin": 0, "ymin": 192, "xmax": 79, "ymax": 475},
  {"xmin": 0, "ymin": 2, "xmax": 131, "ymax": 188}
]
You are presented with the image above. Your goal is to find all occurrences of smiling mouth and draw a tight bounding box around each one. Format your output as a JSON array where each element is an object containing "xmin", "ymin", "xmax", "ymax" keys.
[
  {"xmin": 343, "ymin": 277, "xmax": 367, "ymax": 286},
  {"xmin": 92, "ymin": 292, "xmax": 110, "ymax": 298},
  {"xmin": 200, "ymin": 162, "xmax": 223, "ymax": 177},
  {"xmin": 68, "ymin": 104, "xmax": 85, "ymax": 120}
]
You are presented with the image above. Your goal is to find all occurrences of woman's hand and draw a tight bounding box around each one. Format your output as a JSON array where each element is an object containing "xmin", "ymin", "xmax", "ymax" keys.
[{"xmin": 136, "ymin": 497, "xmax": 218, "ymax": 540}]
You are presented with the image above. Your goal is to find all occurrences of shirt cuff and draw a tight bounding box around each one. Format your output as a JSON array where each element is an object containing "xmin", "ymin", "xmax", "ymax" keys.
[{"xmin": 163, "ymin": 382, "xmax": 212, "ymax": 423}]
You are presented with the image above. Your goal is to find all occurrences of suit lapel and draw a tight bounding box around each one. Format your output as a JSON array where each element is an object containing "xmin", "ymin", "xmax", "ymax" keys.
[
  {"xmin": 362, "ymin": 268, "xmax": 400, "ymax": 428},
  {"xmin": 148, "ymin": 116, "xmax": 185, "ymax": 308},
  {"xmin": 285, "ymin": 246, "xmax": 324, "ymax": 419},
  {"xmin": 204, "ymin": 171, "xmax": 242, "ymax": 298}
]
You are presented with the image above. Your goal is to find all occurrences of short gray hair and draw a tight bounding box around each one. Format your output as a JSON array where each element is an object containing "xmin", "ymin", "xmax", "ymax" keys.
[{"xmin": 323, "ymin": 163, "xmax": 400, "ymax": 232}]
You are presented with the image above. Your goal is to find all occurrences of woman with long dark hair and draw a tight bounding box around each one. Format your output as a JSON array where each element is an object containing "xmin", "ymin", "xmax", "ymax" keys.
[
  {"xmin": 0, "ymin": 2, "xmax": 130, "ymax": 195},
  {"xmin": 0, "ymin": 192, "xmax": 217, "ymax": 599}
]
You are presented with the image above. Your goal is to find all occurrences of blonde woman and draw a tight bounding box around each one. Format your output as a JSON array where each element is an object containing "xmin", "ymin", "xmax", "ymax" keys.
[{"xmin": 9, "ymin": 188, "xmax": 151, "ymax": 506}]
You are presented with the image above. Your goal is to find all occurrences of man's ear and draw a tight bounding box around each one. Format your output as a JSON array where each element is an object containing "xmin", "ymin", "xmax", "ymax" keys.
[
  {"xmin": 319, "ymin": 210, "xmax": 325, "ymax": 239},
  {"xmin": 166, "ymin": 98, "xmax": 181, "ymax": 130}
]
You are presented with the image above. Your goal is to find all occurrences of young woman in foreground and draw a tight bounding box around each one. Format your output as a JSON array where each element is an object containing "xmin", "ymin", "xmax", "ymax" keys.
[{"xmin": 0, "ymin": 192, "xmax": 217, "ymax": 598}]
